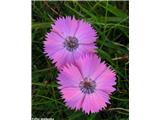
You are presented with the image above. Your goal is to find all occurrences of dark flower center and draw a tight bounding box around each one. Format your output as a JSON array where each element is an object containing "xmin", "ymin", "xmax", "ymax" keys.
[
  {"xmin": 64, "ymin": 36, "xmax": 79, "ymax": 52},
  {"xmin": 79, "ymin": 77, "xmax": 96, "ymax": 94}
]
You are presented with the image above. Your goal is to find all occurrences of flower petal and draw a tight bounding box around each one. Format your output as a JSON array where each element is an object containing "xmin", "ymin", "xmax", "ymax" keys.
[
  {"xmin": 75, "ymin": 54, "xmax": 101, "ymax": 78},
  {"xmin": 61, "ymin": 87, "xmax": 84, "ymax": 110},
  {"xmin": 57, "ymin": 64, "xmax": 83, "ymax": 88},
  {"xmin": 75, "ymin": 20, "xmax": 97, "ymax": 44},
  {"xmin": 82, "ymin": 90, "xmax": 109, "ymax": 114},
  {"xmin": 95, "ymin": 69, "xmax": 116, "ymax": 93}
]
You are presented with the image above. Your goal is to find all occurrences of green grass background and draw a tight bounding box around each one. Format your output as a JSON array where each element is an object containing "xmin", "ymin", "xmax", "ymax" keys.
[{"xmin": 32, "ymin": 1, "xmax": 129, "ymax": 120}]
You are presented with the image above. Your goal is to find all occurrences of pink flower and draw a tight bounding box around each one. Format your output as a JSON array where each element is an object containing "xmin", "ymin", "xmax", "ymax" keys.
[
  {"xmin": 57, "ymin": 54, "xmax": 116, "ymax": 114},
  {"xmin": 43, "ymin": 16, "xmax": 97, "ymax": 69}
]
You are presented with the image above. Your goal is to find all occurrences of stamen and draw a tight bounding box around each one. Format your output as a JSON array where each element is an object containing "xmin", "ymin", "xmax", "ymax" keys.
[
  {"xmin": 63, "ymin": 36, "xmax": 79, "ymax": 52},
  {"xmin": 79, "ymin": 77, "xmax": 96, "ymax": 94}
]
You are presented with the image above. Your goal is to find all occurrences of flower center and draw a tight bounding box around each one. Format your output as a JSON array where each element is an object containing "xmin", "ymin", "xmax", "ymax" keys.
[
  {"xmin": 79, "ymin": 77, "xmax": 96, "ymax": 94},
  {"xmin": 64, "ymin": 36, "xmax": 79, "ymax": 52}
]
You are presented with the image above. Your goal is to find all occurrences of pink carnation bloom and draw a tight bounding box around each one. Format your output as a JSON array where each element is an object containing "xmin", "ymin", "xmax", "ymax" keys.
[
  {"xmin": 57, "ymin": 54, "xmax": 116, "ymax": 114},
  {"xmin": 43, "ymin": 16, "xmax": 97, "ymax": 69}
]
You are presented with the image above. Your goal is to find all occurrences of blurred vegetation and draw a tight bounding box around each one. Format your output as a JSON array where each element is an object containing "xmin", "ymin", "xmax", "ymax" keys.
[{"xmin": 32, "ymin": 1, "xmax": 129, "ymax": 120}]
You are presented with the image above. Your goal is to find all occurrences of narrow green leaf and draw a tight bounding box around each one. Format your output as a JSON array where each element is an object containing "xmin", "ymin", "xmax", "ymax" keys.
[
  {"xmin": 32, "ymin": 22, "xmax": 52, "ymax": 29},
  {"xmin": 106, "ymin": 4, "xmax": 128, "ymax": 18}
]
